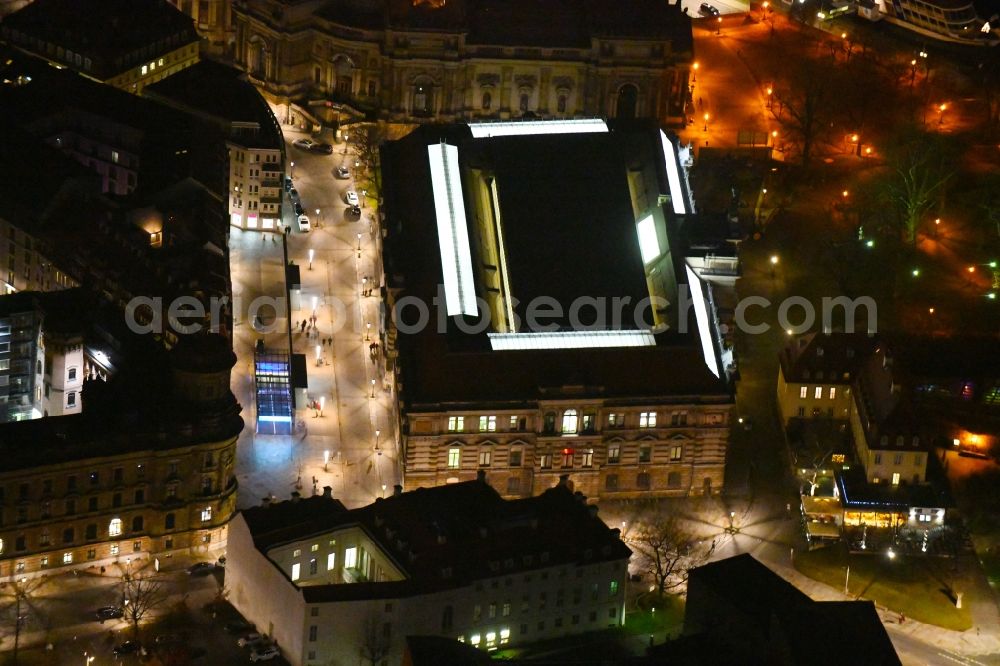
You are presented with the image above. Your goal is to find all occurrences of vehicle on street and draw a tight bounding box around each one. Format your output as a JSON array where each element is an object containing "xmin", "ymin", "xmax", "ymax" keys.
[
  {"xmin": 113, "ymin": 640, "xmax": 142, "ymax": 656},
  {"xmin": 336, "ymin": 166, "xmax": 350, "ymax": 179},
  {"xmin": 217, "ymin": 555, "xmax": 227, "ymax": 568},
  {"xmin": 699, "ymin": 2, "xmax": 720, "ymax": 15},
  {"xmin": 154, "ymin": 634, "xmax": 181, "ymax": 645},
  {"xmin": 293, "ymin": 202, "xmax": 304, "ymax": 217},
  {"xmin": 250, "ymin": 645, "xmax": 281, "ymax": 662},
  {"xmin": 289, "ymin": 187, "xmax": 299, "ymax": 202},
  {"xmin": 224, "ymin": 620, "xmax": 255, "ymax": 635},
  {"xmin": 96, "ymin": 606, "xmax": 124, "ymax": 622},
  {"xmin": 297, "ymin": 214, "xmax": 311, "ymax": 232},
  {"xmin": 349, "ymin": 205, "xmax": 362, "ymax": 217},
  {"xmin": 187, "ymin": 562, "xmax": 216, "ymax": 576},
  {"xmin": 283, "ymin": 176, "xmax": 292, "ymax": 192},
  {"xmin": 292, "ymin": 138, "xmax": 315, "ymax": 150},
  {"xmin": 237, "ymin": 632, "xmax": 264, "ymax": 648},
  {"xmin": 345, "ymin": 190, "xmax": 359, "ymax": 206},
  {"xmin": 311, "ymin": 142, "xmax": 334, "ymax": 154}
]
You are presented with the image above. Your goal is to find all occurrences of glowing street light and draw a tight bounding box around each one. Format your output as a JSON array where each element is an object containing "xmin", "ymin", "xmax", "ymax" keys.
[
  {"xmin": 365, "ymin": 321, "xmax": 372, "ymax": 341},
  {"xmin": 938, "ymin": 102, "xmax": 947, "ymax": 125},
  {"xmin": 770, "ymin": 255, "xmax": 779, "ymax": 266},
  {"xmin": 841, "ymin": 190, "xmax": 850, "ymax": 199},
  {"xmin": 716, "ymin": 16, "xmax": 722, "ymax": 34},
  {"xmin": 375, "ymin": 429, "xmax": 381, "ymax": 453},
  {"xmin": 703, "ymin": 112, "xmax": 710, "ymax": 131},
  {"xmin": 865, "ymin": 239, "xmax": 875, "ymax": 248},
  {"xmin": 766, "ymin": 85, "xmax": 773, "ymax": 109},
  {"xmin": 887, "ymin": 547, "xmax": 896, "ymax": 560},
  {"xmin": 319, "ymin": 395, "xmax": 325, "ymax": 416},
  {"xmin": 315, "ymin": 344, "xmax": 322, "ymax": 363},
  {"xmin": 290, "ymin": 161, "xmax": 295, "ymax": 178},
  {"xmin": 912, "ymin": 268, "xmax": 921, "ymax": 277},
  {"xmin": 370, "ymin": 378, "xmax": 377, "ymax": 398},
  {"xmin": 308, "ymin": 248, "xmax": 314, "ymax": 270},
  {"xmin": 356, "ymin": 232, "xmax": 362, "ymax": 257},
  {"xmin": 323, "ymin": 450, "xmax": 330, "ymax": 471},
  {"xmin": 692, "ymin": 62, "xmax": 699, "ymax": 82}
]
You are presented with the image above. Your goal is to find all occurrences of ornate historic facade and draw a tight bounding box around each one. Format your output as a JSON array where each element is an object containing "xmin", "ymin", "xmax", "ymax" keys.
[
  {"xmin": 231, "ymin": 0, "xmax": 693, "ymax": 124},
  {"xmin": 0, "ymin": 334, "xmax": 243, "ymax": 578}
]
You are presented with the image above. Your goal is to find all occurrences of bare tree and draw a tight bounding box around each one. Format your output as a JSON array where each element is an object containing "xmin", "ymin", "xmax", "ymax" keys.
[
  {"xmin": 348, "ymin": 123, "xmax": 388, "ymax": 201},
  {"xmin": 359, "ymin": 612, "xmax": 391, "ymax": 666},
  {"xmin": 118, "ymin": 563, "xmax": 167, "ymax": 640},
  {"xmin": 877, "ymin": 127, "xmax": 954, "ymax": 244},
  {"xmin": 0, "ymin": 575, "xmax": 48, "ymax": 664},
  {"xmin": 627, "ymin": 510, "xmax": 709, "ymax": 596}
]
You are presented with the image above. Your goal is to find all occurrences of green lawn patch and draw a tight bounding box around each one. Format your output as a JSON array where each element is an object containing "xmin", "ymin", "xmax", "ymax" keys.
[
  {"xmin": 624, "ymin": 592, "xmax": 685, "ymax": 636},
  {"xmin": 795, "ymin": 545, "xmax": 972, "ymax": 631}
]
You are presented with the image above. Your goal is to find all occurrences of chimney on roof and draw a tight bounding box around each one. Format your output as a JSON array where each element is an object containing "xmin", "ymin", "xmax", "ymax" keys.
[
  {"xmin": 393, "ymin": 484, "xmax": 403, "ymax": 496},
  {"xmin": 261, "ymin": 496, "xmax": 272, "ymax": 508},
  {"xmin": 291, "ymin": 491, "xmax": 301, "ymax": 502},
  {"xmin": 574, "ymin": 491, "xmax": 586, "ymax": 504},
  {"xmin": 558, "ymin": 474, "xmax": 570, "ymax": 487},
  {"xmin": 322, "ymin": 486, "xmax": 332, "ymax": 498},
  {"xmin": 588, "ymin": 504, "xmax": 599, "ymax": 518},
  {"xmin": 476, "ymin": 470, "xmax": 487, "ymax": 483}
]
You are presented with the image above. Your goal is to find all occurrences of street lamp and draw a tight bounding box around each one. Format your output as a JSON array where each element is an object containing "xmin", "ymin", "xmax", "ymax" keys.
[
  {"xmin": 375, "ymin": 429, "xmax": 381, "ymax": 451},
  {"xmin": 315, "ymin": 344, "xmax": 322, "ymax": 364},
  {"xmin": 769, "ymin": 254, "xmax": 779, "ymax": 279},
  {"xmin": 887, "ymin": 547, "xmax": 896, "ymax": 560},
  {"xmin": 766, "ymin": 86, "xmax": 773, "ymax": 109},
  {"xmin": 324, "ymin": 450, "xmax": 330, "ymax": 471},
  {"xmin": 319, "ymin": 395, "xmax": 325, "ymax": 417},
  {"xmin": 909, "ymin": 59, "xmax": 918, "ymax": 87},
  {"xmin": 290, "ymin": 161, "xmax": 295, "ymax": 178},
  {"xmin": 382, "ymin": 483, "xmax": 387, "ymax": 497},
  {"xmin": 370, "ymin": 378, "xmax": 376, "ymax": 398},
  {"xmin": 938, "ymin": 102, "xmax": 947, "ymax": 125},
  {"xmin": 308, "ymin": 248, "xmax": 314, "ymax": 270},
  {"xmin": 716, "ymin": 16, "xmax": 722, "ymax": 34},
  {"xmin": 85, "ymin": 653, "xmax": 95, "ymax": 666},
  {"xmin": 692, "ymin": 62, "xmax": 699, "ymax": 82},
  {"xmin": 356, "ymin": 233, "xmax": 362, "ymax": 258},
  {"xmin": 365, "ymin": 321, "xmax": 371, "ymax": 341},
  {"xmin": 703, "ymin": 112, "xmax": 710, "ymax": 132},
  {"xmin": 770, "ymin": 130, "xmax": 778, "ymax": 145},
  {"xmin": 343, "ymin": 133, "xmax": 349, "ymax": 154},
  {"xmin": 361, "ymin": 189, "xmax": 368, "ymax": 208}
]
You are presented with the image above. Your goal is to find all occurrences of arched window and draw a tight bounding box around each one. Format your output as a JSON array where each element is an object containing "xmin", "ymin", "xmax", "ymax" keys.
[
  {"xmin": 131, "ymin": 516, "xmax": 144, "ymax": 532},
  {"xmin": 482, "ymin": 91, "xmax": 492, "ymax": 110},
  {"xmin": 413, "ymin": 83, "xmax": 433, "ymax": 117},
  {"xmin": 519, "ymin": 93, "xmax": 530, "ymax": 112},
  {"xmin": 108, "ymin": 518, "xmax": 122, "ymax": 537},
  {"xmin": 557, "ymin": 95, "xmax": 567, "ymax": 113},
  {"xmin": 561, "ymin": 409, "xmax": 578, "ymax": 434},
  {"xmin": 616, "ymin": 84, "xmax": 638, "ymax": 119}
]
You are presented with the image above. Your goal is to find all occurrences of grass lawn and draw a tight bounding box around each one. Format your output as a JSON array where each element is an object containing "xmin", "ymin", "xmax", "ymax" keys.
[
  {"xmin": 624, "ymin": 592, "xmax": 685, "ymax": 636},
  {"xmin": 795, "ymin": 545, "xmax": 972, "ymax": 631}
]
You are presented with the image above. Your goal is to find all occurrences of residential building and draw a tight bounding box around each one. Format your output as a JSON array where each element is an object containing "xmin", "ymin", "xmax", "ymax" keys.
[
  {"xmin": 167, "ymin": 0, "xmax": 235, "ymax": 55},
  {"xmin": 381, "ymin": 122, "xmax": 734, "ymax": 501},
  {"xmin": 662, "ymin": 554, "xmax": 900, "ymax": 666},
  {"xmin": 145, "ymin": 59, "xmax": 286, "ymax": 232},
  {"xmin": 232, "ymin": 0, "xmax": 693, "ymax": 125},
  {"xmin": 777, "ymin": 331, "xmax": 878, "ymax": 424},
  {"xmin": 227, "ymin": 475, "xmax": 630, "ymax": 666},
  {"xmin": 0, "ymin": 333, "xmax": 243, "ymax": 578},
  {"xmin": 0, "ymin": 0, "xmax": 200, "ymax": 94}
]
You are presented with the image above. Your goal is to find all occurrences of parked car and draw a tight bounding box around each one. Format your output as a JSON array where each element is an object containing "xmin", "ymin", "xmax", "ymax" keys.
[
  {"xmin": 113, "ymin": 640, "xmax": 142, "ymax": 656},
  {"xmin": 345, "ymin": 190, "xmax": 359, "ymax": 206},
  {"xmin": 283, "ymin": 175, "xmax": 292, "ymax": 192},
  {"xmin": 96, "ymin": 606, "xmax": 124, "ymax": 622},
  {"xmin": 289, "ymin": 187, "xmax": 300, "ymax": 202},
  {"xmin": 237, "ymin": 632, "xmax": 264, "ymax": 648},
  {"xmin": 250, "ymin": 645, "xmax": 281, "ymax": 662},
  {"xmin": 297, "ymin": 214, "xmax": 311, "ymax": 232},
  {"xmin": 292, "ymin": 138, "xmax": 315, "ymax": 150},
  {"xmin": 216, "ymin": 555, "xmax": 227, "ymax": 568},
  {"xmin": 187, "ymin": 562, "xmax": 215, "ymax": 576},
  {"xmin": 335, "ymin": 166, "xmax": 350, "ymax": 179},
  {"xmin": 224, "ymin": 620, "xmax": 255, "ymax": 635},
  {"xmin": 154, "ymin": 633, "xmax": 181, "ymax": 645},
  {"xmin": 349, "ymin": 205, "xmax": 362, "ymax": 217},
  {"xmin": 310, "ymin": 142, "xmax": 334, "ymax": 154},
  {"xmin": 699, "ymin": 2, "xmax": 720, "ymax": 15},
  {"xmin": 293, "ymin": 202, "xmax": 304, "ymax": 217}
]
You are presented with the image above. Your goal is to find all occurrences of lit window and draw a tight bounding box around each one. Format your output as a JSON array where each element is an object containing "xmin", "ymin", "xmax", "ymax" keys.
[
  {"xmin": 561, "ymin": 409, "xmax": 578, "ymax": 434},
  {"xmin": 486, "ymin": 631, "xmax": 497, "ymax": 649},
  {"xmin": 448, "ymin": 416, "xmax": 464, "ymax": 432},
  {"xmin": 291, "ymin": 562, "xmax": 301, "ymax": 581},
  {"xmin": 480, "ymin": 415, "xmax": 497, "ymax": 432},
  {"xmin": 108, "ymin": 518, "xmax": 122, "ymax": 537},
  {"xmin": 539, "ymin": 453, "xmax": 552, "ymax": 468},
  {"xmin": 110, "ymin": 543, "xmax": 119, "ymax": 556},
  {"xmin": 582, "ymin": 450, "xmax": 593, "ymax": 467},
  {"xmin": 470, "ymin": 634, "xmax": 481, "ymax": 647},
  {"xmin": 608, "ymin": 413, "xmax": 623, "ymax": 427},
  {"xmin": 111, "ymin": 150, "xmax": 119, "ymax": 164},
  {"xmin": 609, "ymin": 580, "xmax": 619, "ymax": 597},
  {"xmin": 799, "ymin": 386, "xmax": 808, "ymax": 399},
  {"xmin": 639, "ymin": 411, "xmax": 656, "ymax": 428},
  {"xmin": 327, "ymin": 553, "xmax": 336, "ymax": 570},
  {"xmin": 607, "ymin": 445, "xmax": 620, "ymax": 464},
  {"xmin": 814, "ymin": 387, "xmax": 823, "ymax": 399},
  {"xmin": 158, "ymin": 58, "xmax": 164, "ymax": 66},
  {"xmin": 141, "ymin": 65, "xmax": 148, "ymax": 75},
  {"xmin": 201, "ymin": 507, "xmax": 212, "ymax": 522},
  {"xmin": 344, "ymin": 547, "xmax": 358, "ymax": 569},
  {"xmin": 891, "ymin": 473, "xmax": 900, "ymax": 485},
  {"xmin": 311, "ymin": 543, "xmax": 319, "ymax": 552},
  {"xmin": 479, "ymin": 450, "xmax": 492, "ymax": 467},
  {"xmin": 670, "ymin": 445, "xmax": 682, "ymax": 462},
  {"xmin": 829, "ymin": 387, "xmax": 837, "ymax": 399},
  {"xmin": 509, "ymin": 415, "xmax": 518, "ymax": 429},
  {"xmin": 63, "ymin": 552, "xmax": 73, "ymax": 564},
  {"xmin": 500, "ymin": 627, "xmax": 510, "ymax": 644},
  {"xmin": 448, "ymin": 448, "xmax": 461, "ymax": 469},
  {"xmin": 293, "ymin": 549, "xmax": 301, "ymax": 557}
]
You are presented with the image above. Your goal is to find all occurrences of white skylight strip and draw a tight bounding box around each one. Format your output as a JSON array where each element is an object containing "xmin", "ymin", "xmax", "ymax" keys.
[
  {"xmin": 469, "ymin": 119, "xmax": 609, "ymax": 138},
  {"xmin": 427, "ymin": 143, "xmax": 478, "ymax": 317},
  {"xmin": 636, "ymin": 214, "xmax": 660, "ymax": 265},
  {"xmin": 488, "ymin": 330, "xmax": 656, "ymax": 351},
  {"xmin": 685, "ymin": 266, "xmax": 720, "ymax": 378},
  {"xmin": 659, "ymin": 130, "xmax": 687, "ymax": 216}
]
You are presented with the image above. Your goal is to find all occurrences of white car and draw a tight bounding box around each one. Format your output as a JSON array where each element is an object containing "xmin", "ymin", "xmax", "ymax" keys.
[
  {"xmin": 250, "ymin": 645, "xmax": 281, "ymax": 662},
  {"xmin": 292, "ymin": 138, "xmax": 315, "ymax": 150},
  {"xmin": 345, "ymin": 190, "xmax": 359, "ymax": 206},
  {"xmin": 237, "ymin": 632, "xmax": 263, "ymax": 648},
  {"xmin": 297, "ymin": 214, "xmax": 311, "ymax": 232}
]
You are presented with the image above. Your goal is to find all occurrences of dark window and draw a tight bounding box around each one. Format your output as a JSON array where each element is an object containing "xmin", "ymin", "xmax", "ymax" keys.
[
  {"xmin": 309, "ymin": 625, "xmax": 318, "ymax": 642},
  {"xmin": 605, "ymin": 474, "xmax": 618, "ymax": 490},
  {"xmin": 519, "ymin": 93, "xmax": 530, "ymax": 112},
  {"xmin": 89, "ymin": 471, "xmax": 99, "ymax": 486},
  {"xmin": 65, "ymin": 499, "xmax": 76, "ymax": 515},
  {"xmin": 310, "ymin": 558, "xmax": 318, "ymax": 575},
  {"xmin": 637, "ymin": 472, "xmax": 651, "ymax": 489},
  {"xmin": 639, "ymin": 446, "xmax": 651, "ymax": 463},
  {"xmin": 557, "ymin": 95, "xmax": 567, "ymax": 113},
  {"xmin": 15, "ymin": 535, "xmax": 25, "ymax": 551},
  {"xmin": 66, "ymin": 475, "xmax": 77, "ymax": 492},
  {"xmin": 667, "ymin": 471, "xmax": 681, "ymax": 487},
  {"xmin": 367, "ymin": 80, "xmax": 376, "ymax": 96},
  {"xmin": 85, "ymin": 524, "xmax": 97, "ymax": 540},
  {"xmin": 18, "ymin": 483, "xmax": 28, "ymax": 500},
  {"xmin": 506, "ymin": 477, "xmax": 521, "ymax": 495},
  {"xmin": 62, "ymin": 527, "xmax": 74, "ymax": 543},
  {"xmin": 509, "ymin": 450, "xmax": 522, "ymax": 467},
  {"xmin": 112, "ymin": 493, "xmax": 122, "ymax": 508},
  {"xmin": 165, "ymin": 513, "xmax": 175, "ymax": 530},
  {"xmin": 88, "ymin": 497, "xmax": 98, "ymax": 511},
  {"xmin": 134, "ymin": 489, "xmax": 145, "ymax": 504},
  {"xmin": 42, "ymin": 479, "xmax": 52, "ymax": 495},
  {"xmin": 543, "ymin": 412, "xmax": 556, "ymax": 433},
  {"xmin": 131, "ymin": 516, "xmax": 144, "ymax": 532},
  {"xmin": 113, "ymin": 467, "xmax": 123, "ymax": 483}
]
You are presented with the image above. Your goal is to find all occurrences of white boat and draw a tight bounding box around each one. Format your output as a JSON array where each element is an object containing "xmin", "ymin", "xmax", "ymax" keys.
[{"xmin": 858, "ymin": 0, "xmax": 1000, "ymax": 46}]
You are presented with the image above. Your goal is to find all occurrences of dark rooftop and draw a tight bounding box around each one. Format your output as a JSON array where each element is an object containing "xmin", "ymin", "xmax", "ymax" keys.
[
  {"xmin": 779, "ymin": 331, "xmax": 879, "ymax": 385},
  {"xmin": 381, "ymin": 124, "xmax": 730, "ymax": 409},
  {"xmin": 144, "ymin": 59, "xmax": 283, "ymax": 150},
  {"xmin": 243, "ymin": 478, "xmax": 631, "ymax": 601},
  {"xmin": 0, "ymin": 0, "xmax": 199, "ymax": 79},
  {"xmin": 836, "ymin": 467, "xmax": 949, "ymax": 510}
]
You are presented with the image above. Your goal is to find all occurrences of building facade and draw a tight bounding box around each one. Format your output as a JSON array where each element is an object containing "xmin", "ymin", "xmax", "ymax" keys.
[
  {"xmin": 232, "ymin": 0, "xmax": 693, "ymax": 125},
  {"xmin": 227, "ymin": 478, "xmax": 630, "ymax": 666},
  {"xmin": 0, "ymin": 334, "xmax": 243, "ymax": 578},
  {"xmin": 405, "ymin": 402, "xmax": 731, "ymax": 500}
]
